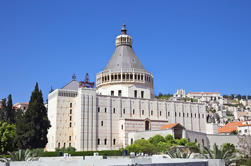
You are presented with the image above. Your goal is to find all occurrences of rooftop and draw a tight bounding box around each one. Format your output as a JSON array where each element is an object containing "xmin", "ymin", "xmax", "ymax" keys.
[
  {"xmin": 218, "ymin": 121, "xmax": 249, "ymax": 133},
  {"xmin": 160, "ymin": 123, "xmax": 184, "ymax": 130}
]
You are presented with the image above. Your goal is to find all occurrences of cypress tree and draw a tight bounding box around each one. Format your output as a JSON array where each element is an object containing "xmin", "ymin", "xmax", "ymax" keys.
[
  {"xmin": 6, "ymin": 94, "xmax": 15, "ymax": 124},
  {"xmin": 0, "ymin": 98, "xmax": 7, "ymax": 122},
  {"xmin": 14, "ymin": 109, "xmax": 26, "ymax": 149},
  {"xmin": 15, "ymin": 82, "xmax": 51, "ymax": 149}
]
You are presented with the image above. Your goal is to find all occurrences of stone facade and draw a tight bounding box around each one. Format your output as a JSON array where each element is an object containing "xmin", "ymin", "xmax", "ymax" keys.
[
  {"xmin": 46, "ymin": 87, "xmax": 207, "ymax": 151},
  {"xmin": 46, "ymin": 25, "xmax": 208, "ymax": 151}
]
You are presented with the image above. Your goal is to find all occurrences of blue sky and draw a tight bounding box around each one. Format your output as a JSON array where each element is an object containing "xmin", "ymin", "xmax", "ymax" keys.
[{"xmin": 0, "ymin": 0, "xmax": 251, "ymax": 103}]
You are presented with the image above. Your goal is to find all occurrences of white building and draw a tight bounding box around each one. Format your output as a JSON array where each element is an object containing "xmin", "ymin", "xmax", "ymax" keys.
[
  {"xmin": 187, "ymin": 92, "xmax": 221, "ymax": 102},
  {"xmin": 173, "ymin": 89, "xmax": 186, "ymax": 98},
  {"xmin": 13, "ymin": 102, "xmax": 29, "ymax": 112},
  {"xmin": 46, "ymin": 25, "xmax": 210, "ymax": 152},
  {"xmin": 238, "ymin": 123, "xmax": 251, "ymax": 136}
]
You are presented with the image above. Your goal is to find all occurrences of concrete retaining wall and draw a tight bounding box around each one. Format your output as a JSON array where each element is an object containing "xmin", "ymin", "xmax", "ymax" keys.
[{"xmin": 1, "ymin": 156, "xmax": 224, "ymax": 166}]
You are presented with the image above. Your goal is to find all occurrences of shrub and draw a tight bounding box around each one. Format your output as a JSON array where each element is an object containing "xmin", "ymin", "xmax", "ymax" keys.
[
  {"xmin": 149, "ymin": 135, "xmax": 165, "ymax": 146},
  {"xmin": 39, "ymin": 150, "xmax": 122, "ymax": 157},
  {"xmin": 126, "ymin": 139, "xmax": 156, "ymax": 154}
]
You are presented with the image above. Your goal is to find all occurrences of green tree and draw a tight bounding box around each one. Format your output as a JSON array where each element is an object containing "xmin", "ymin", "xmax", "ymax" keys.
[
  {"xmin": 14, "ymin": 109, "xmax": 26, "ymax": 149},
  {"xmin": 176, "ymin": 138, "xmax": 188, "ymax": 146},
  {"xmin": 6, "ymin": 94, "xmax": 15, "ymax": 124},
  {"xmin": 185, "ymin": 142, "xmax": 200, "ymax": 153},
  {"xmin": 165, "ymin": 134, "xmax": 175, "ymax": 143},
  {"xmin": 0, "ymin": 121, "xmax": 16, "ymax": 153},
  {"xmin": 236, "ymin": 94, "xmax": 241, "ymax": 100},
  {"xmin": 148, "ymin": 135, "xmax": 165, "ymax": 146},
  {"xmin": 156, "ymin": 141, "xmax": 171, "ymax": 153},
  {"xmin": 0, "ymin": 98, "xmax": 7, "ymax": 122},
  {"xmin": 15, "ymin": 83, "xmax": 51, "ymax": 149},
  {"xmin": 126, "ymin": 139, "xmax": 156, "ymax": 154}
]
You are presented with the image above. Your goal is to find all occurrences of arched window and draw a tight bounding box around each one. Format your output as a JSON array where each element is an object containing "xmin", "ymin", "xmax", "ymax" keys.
[
  {"xmin": 145, "ymin": 120, "xmax": 150, "ymax": 131},
  {"xmin": 142, "ymin": 110, "xmax": 144, "ymax": 115},
  {"xmin": 104, "ymin": 139, "xmax": 107, "ymax": 145},
  {"xmin": 97, "ymin": 139, "xmax": 100, "ymax": 145},
  {"xmin": 113, "ymin": 139, "xmax": 116, "ymax": 145},
  {"xmin": 202, "ymin": 139, "xmax": 204, "ymax": 146},
  {"xmin": 58, "ymin": 143, "xmax": 60, "ymax": 148},
  {"xmin": 195, "ymin": 138, "xmax": 197, "ymax": 143},
  {"xmin": 101, "ymin": 121, "xmax": 103, "ymax": 126},
  {"xmin": 113, "ymin": 108, "xmax": 115, "ymax": 113}
]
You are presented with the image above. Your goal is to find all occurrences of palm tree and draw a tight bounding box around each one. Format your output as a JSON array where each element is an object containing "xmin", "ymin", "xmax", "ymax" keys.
[
  {"xmin": 0, "ymin": 149, "xmax": 38, "ymax": 163},
  {"xmin": 166, "ymin": 147, "xmax": 192, "ymax": 159},
  {"xmin": 202, "ymin": 143, "xmax": 236, "ymax": 166}
]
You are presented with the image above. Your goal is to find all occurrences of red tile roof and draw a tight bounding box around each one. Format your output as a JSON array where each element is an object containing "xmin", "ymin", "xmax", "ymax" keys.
[
  {"xmin": 160, "ymin": 123, "xmax": 179, "ymax": 130},
  {"xmin": 218, "ymin": 121, "xmax": 245, "ymax": 133}
]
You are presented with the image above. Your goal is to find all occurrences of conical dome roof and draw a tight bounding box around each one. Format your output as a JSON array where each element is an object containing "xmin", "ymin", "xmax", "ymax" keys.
[{"xmin": 104, "ymin": 25, "xmax": 146, "ymax": 72}]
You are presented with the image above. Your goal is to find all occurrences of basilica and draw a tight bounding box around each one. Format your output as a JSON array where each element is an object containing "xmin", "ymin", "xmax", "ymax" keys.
[{"xmin": 46, "ymin": 25, "xmax": 209, "ymax": 151}]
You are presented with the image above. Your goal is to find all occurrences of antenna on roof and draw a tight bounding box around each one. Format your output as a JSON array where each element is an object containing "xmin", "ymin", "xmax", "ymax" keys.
[{"xmin": 72, "ymin": 74, "xmax": 76, "ymax": 81}]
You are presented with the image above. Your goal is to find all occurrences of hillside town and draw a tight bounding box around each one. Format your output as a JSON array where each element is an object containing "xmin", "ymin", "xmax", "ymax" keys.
[{"xmin": 172, "ymin": 89, "xmax": 251, "ymax": 135}]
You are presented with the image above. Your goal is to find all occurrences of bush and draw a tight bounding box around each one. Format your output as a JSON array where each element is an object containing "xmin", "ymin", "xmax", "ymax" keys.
[
  {"xmin": 125, "ymin": 134, "xmax": 200, "ymax": 155},
  {"xmin": 38, "ymin": 151, "xmax": 58, "ymax": 157},
  {"xmin": 126, "ymin": 139, "xmax": 157, "ymax": 154},
  {"xmin": 149, "ymin": 135, "xmax": 165, "ymax": 146},
  {"xmin": 38, "ymin": 150, "xmax": 122, "ymax": 157},
  {"xmin": 55, "ymin": 147, "xmax": 76, "ymax": 152}
]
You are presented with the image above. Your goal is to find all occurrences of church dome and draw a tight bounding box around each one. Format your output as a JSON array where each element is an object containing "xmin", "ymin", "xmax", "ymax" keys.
[
  {"xmin": 104, "ymin": 24, "xmax": 146, "ymax": 72},
  {"xmin": 96, "ymin": 25, "xmax": 154, "ymax": 99}
]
